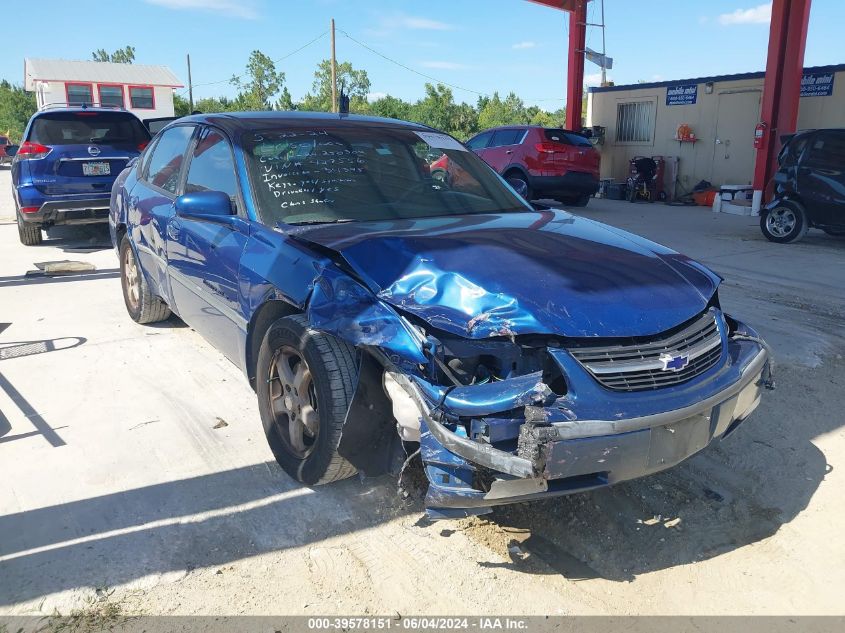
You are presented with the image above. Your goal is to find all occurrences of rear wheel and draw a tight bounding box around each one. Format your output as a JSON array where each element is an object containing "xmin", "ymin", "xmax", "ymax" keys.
[
  {"xmin": 566, "ymin": 194, "xmax": 591, "ymax": 207},
  {"xmin": 760, "ymin": 200, "xmax": 808, "ymax": 243},
  {"xmin": 119, "ymin": 236, "xmax": 171, "ymax": 323},
  {"xmin": 505, "ymin": 171, "xmax": 532, "ymax": 202},
  {"xmin": 16, "ymin": 211, "xmax": 42, "ymax": 246},
  {"xmin": 256, "ymin": 315, "xmax": 359, "ymax": 485}
]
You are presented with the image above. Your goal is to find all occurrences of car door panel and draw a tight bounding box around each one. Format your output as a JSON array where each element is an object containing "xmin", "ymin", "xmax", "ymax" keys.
[
  {"xmin": 797, "ymin": 130, "xmax": 845, "ymax": 227},
  {"xmin": 130, "ymin": 125, "xmax": 196, "ymax": 301},
  {"xmin": 166, "ymin": 127, "xmax": 248, "ymax": 364}
]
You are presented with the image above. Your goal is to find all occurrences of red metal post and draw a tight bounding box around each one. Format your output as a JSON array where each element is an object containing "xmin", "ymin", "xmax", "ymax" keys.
[
  {"xmin": 565, "ymin": 0, "xmax": 587, "ymax": 130},
  {"xmin": 752, "ymin": 0, "xmax": 812, "ymax": 212}
]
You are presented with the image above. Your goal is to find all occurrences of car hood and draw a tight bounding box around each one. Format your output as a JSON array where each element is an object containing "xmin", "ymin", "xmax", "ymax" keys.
[{"xmin": 289, "ymin": 210, "xmax": 720, "ymax": 339}]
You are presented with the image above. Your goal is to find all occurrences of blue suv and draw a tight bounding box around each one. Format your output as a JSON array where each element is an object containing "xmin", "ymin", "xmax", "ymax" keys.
[
  {"xmin": 111, "ymin": 112, "xmax": 770, "ymax": 519},
  {"xmin": 10, "ymin": 107, "xmax": 151, "ymax": 245}
]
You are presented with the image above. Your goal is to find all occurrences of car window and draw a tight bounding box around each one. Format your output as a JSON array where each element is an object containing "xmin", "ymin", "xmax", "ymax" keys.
[
  {"xmin": 185, "ymin": 129, "xmax": 238, "ymax": 198},
  {"xmin": 28, "ymin": 112, "xmax": 150, "ymax": 146},
  {"xmin": 466, "ymin": 132, "xmax": 492, "ymax": 150},
  {"xmin": 803, "ymin": 132, "xmax": 845, "ymax": 169},
  {"xmin": 544, "ymin": 129, "xmax": 592, "ymax": 147},
  {"xmin": 243, "ymin": 126, "xmax": 529, "ymax": 226},
  {"xmin": 780, "ymin": 135, "xmax": 809, "ymax": 166},
  {"xmin": 145, "ymin": 125, "xmax": 195, "ymax": 195},
  {"xmin": 490, "ymin": 129, "xmax": 523, "ymax": 148}
]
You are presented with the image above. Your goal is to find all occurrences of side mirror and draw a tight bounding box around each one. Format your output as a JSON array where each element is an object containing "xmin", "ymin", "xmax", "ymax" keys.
[
  {"xmin": 5, "ymin": 145, "xmax": 18, "ymax": 157},
  {"xmin": 175, "ymin": 191, "xmax": 234, "ymax": 223}
]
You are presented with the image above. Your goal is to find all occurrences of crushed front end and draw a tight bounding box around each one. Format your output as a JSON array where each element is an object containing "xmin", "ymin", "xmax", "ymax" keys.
[{"xmin": 381, "ymin": 307, "xmax": 771, "ymax": 519}]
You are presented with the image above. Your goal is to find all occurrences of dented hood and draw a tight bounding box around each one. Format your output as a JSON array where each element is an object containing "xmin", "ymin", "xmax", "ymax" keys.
[{"xmin": 291, "ymin": 210, "xmax": 720, "ymax": 339}]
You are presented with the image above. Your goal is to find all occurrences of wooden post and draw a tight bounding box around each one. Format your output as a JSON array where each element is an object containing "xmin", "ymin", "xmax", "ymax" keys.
[
  {"xmin": 186, "ymin": 54, "xmax": 194, "ymax": 112},
  {"xmin": 330, "ymin": 18, "xmax": 338, "ymax": 113}
]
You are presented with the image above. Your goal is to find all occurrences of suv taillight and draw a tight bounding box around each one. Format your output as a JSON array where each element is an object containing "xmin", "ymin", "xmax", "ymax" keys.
[
  {"xmin": 17, "ymin": 141, "xmax": 52, "ymax": 159},
  {"xmin": 535, "ymin": 142, "xmax": 563, "ymax": 154}
]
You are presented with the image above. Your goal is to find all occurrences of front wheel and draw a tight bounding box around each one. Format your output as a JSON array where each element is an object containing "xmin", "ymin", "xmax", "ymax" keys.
[
  {"xmin": 256, "ymin": 315, "xmax": 359, "ymax": 485},
  {"xmin": 760, "ymin": 200, "xmax": 808, "ymax": 243}
]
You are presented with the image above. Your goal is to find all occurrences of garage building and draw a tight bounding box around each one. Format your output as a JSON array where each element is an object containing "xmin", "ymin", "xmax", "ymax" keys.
[
  {"xmin": 587, "ymin": 63, "xmax": 845, "ymax": 195},
  {"xmin": 24, "ymin": 58, "xmax": 183, "ymax": 119}
]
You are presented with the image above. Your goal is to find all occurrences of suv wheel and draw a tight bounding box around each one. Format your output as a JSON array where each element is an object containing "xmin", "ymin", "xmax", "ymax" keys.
[
  {"xmin": 505, "ymin": 172, "xmax": 532, "ymax": 202},
  {"xmin": 119, "ymin": 236, "xmax": 171, "ymax": 323},
  {"xmin": 761, "ymin": 200, "xmax": 809, "ymax": 243},
  {"xmin": 256, "ymin": 315, "xmax": 359, "ymax": 486},
  {"xmin": 16, "ymin": 211, "xmax": 42, "ymax": 246}
]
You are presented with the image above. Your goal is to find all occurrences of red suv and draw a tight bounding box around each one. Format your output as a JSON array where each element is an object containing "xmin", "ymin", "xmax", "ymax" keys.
[{"xmin": 463, "ymin": 126, "xmax": 600, "ymax": 206}]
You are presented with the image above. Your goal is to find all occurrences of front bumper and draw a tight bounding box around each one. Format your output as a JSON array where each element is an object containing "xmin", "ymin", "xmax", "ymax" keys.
[
  {"xmin": 397, "ymin": 323, "xmax": 769, "ymax": 519},
  {"xmin": 18, "ymin": 198, "xmax": 111, "ymax": 226}
]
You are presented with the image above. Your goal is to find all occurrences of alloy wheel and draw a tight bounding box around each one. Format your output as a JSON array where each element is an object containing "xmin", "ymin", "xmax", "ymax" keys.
[
  {"xmin": 766, "ymin": 207, "xmax": 797, "ymax": 237},
  {"xmin": 123, "ymin": 246, "xmax": 140, "ymax": 311},
  {"xmin": 267, "ymin": 346, "xmax": 319, "ymax": 459}
]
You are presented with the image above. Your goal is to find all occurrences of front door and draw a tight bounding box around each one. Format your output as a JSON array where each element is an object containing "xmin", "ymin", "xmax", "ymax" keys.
[
  {"xmin": 166, "ymin": 127, "xmax": 248, "ymax": 364},
  {"xmin": 796, "ymin": 130, "xmax": 845, "ymax": 227},
  {"xmin": 712, "ymin": 90, "xmax": 761, "ymax": 186}
]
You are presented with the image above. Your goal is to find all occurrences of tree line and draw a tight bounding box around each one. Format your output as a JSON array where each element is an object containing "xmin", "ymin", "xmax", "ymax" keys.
[
  {"xmin": 1, "ymin": 48, "xmax": 565, "ymax": 142},
  {"xmin": 179, "ymin": 50, "xmax": 566, "ymax": 140}
]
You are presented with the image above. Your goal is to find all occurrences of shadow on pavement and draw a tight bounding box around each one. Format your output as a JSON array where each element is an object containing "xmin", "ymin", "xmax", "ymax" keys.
[{"xmin": 0, "ymin": 268, "xmax": 120, "ymax": 289}]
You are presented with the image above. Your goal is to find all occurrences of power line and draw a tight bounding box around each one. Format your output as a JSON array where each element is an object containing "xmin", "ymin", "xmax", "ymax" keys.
[
  {"xmin": 177, "ymin": 30, "xmax": 329, "ymax": 97},
  {"xmin": 339, "ymin": 29, "xmax": 566, "ymax": 103}
]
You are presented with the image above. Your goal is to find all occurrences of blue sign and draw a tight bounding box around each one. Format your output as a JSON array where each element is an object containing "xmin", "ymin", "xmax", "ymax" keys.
[
  {"xmin": 801, "ymin": 72, "xmax": 835, "ymax": 97},
  {"xmin": 666, "ymin": 84, "xmax": 698, "ymax": 106}
]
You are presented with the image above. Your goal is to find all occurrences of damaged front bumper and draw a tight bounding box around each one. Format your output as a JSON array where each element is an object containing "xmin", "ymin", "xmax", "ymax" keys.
[{"xmin": 391, "ymin": 324, "xmax": 770, "ymax": 520}]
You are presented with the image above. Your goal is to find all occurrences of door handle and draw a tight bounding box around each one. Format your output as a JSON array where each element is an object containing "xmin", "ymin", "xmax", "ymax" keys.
[
  {"xmin": 505, "ymin": 150, "xmax": 513, "ymax": 154},
  {"xmin": 715, "ymin": 139, "xmax": 722, "ymax": 145}
]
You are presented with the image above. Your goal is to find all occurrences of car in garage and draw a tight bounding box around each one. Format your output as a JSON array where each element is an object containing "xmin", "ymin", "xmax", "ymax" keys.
[
  {"xmin": 9, "ymin": 106, "xmax": 151, "ymax": 245},
  {"xmin": 463, "ymin": 125, "xmax": 601, "ymax": 205},
  {"xmin": 761, "ymin": 128, "xmax": 845, "ymax": 243},
  {"xmin": 110, "ymin": 111, "xmax": 770, "ymax": 519}
]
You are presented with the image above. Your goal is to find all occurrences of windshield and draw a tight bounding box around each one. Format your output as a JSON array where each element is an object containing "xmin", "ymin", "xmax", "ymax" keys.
[
  {"xmin": 29, "ymin": 111, "xmax": 150, "ymax": 146},
  {"xmin": 243, "ymin": 126, "xmax": 530, "ymax": 225}
]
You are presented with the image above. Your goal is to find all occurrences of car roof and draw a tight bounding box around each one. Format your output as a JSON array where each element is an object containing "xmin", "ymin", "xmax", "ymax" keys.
[
  {"xmin": 31, "ymin": 106, "xmax": 144, "ymax": 120},
  {"xmin": 174, "ymin": 111, "xmax": 434, "ymax": 135}
]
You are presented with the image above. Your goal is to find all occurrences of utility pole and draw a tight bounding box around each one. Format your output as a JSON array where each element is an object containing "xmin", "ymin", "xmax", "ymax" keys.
[
  {"xmin": 600, "ymin": 0, "xmax": 607, "ymax": 87},
  {"xmin": 186, "ymin": 53, "xmax": 194, "ymax": 112},
  {"xmin": 330, "ymin": 18, "xmax": 338, "ymax": 113}
]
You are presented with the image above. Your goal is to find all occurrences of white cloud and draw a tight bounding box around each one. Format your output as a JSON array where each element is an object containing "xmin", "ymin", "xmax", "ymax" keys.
[
  {"xmin": 378, "ymin": 13, "xmax": 455, "ymax": 32},
  {"xmin": 512, "ymin": 41, "xmax": 537, "ymax": 50},
  {"xmin": 144, "ymin": 0, "xmax": 258, "ymax": 19},
  {"xmin": 419, "ymin": 61, "xmax": 470, "ymax": 70},
  {"xmin": 718, "ymin": 3, "xmax": 771, "ymax": 25}
]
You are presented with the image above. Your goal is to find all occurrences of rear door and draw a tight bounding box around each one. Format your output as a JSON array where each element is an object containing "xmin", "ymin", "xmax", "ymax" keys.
[
  {"xmin": 24, "ymin": 111, "xmax": 150, "ymax": 197},
  {"xmin": 797, "ymin": 130, "xmax": 845, "ymax": 227},
  {"xmin": 166, "ymin": 126, "xmax": 248, "ymax": 363},
  {"xmin": 129, "ymin": 124, "xmax": 196, "ymax": 300},
  {"xmin": 484, "ymin": 129, "xmax": 524, "ymax": 173}
]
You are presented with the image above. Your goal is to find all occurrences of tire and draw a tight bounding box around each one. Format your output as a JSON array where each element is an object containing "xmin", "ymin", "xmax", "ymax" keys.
[
  {"xmin": 570, "ymin": 194, "xmax": 591, "ymax": 207},
  {"xmin": 16, "ymin": 211, "xmax": 42, "ymax": 246},
  {"xmin": 760, "ymin": 200, "xmax": 809, "ymax": 243},
  {"xmin": 119, "ymin": 236, "xmax": 171, "ymax": 323},
  {"xmin": 505, "ymin": 171, "xmax": 532, "ymax": 202},
  {"xmin": 256, "ymin": 314, "xmax": 359, "ymax": 486}
]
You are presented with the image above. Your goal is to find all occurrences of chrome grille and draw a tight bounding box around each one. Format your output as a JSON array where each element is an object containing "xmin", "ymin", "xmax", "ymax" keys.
[{"xmin": 568, "ymin": 309, "xmax": 724, "ymax": 391}]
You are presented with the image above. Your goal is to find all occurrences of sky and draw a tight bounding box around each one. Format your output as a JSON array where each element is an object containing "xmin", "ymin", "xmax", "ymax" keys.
[{"xmin": 7, "ymin": 0, "xmax": 845, "ymax": 108}]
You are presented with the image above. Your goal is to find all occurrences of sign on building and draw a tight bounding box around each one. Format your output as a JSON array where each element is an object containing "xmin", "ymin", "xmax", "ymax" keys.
[
  {"xmin": 666, "ymin": 84, "xmax": 698, "ymax": 106},
  {"xmin": 801, "ymin": 72, "xmax": 835, "ymax": 97}
]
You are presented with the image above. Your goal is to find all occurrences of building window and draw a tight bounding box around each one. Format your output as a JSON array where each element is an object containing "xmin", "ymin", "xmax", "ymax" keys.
[
  {"xmin": 98, "ymin": 84, "xmax": 124, "ymax": 108},
  {"xmin": 616, "ymin": 101, "xmax": 654, "ymax": 143},
  {"xmin": 129, "ymin": 86, "xmax": 155, "ymax": 109},
  {"xmin": 66, "ymin": 83, "xmax": 93, "ymax": 106}
]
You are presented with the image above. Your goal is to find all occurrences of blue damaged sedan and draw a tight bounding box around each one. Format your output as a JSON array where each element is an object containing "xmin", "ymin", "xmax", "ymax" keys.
[{"xmin": 110, "ymin": 112, "xmax": 772, "ymax": 519}]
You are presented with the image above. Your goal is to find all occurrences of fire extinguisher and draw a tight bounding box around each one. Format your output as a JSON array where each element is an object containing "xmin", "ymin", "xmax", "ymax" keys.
[{"xmin": 754, "ymin": 121, "xmax": 767, "ymax": 149}]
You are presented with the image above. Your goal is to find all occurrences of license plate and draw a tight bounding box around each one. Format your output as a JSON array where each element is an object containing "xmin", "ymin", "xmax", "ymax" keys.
[{"xmin": 82, "ymin": 161, "xmax": 110, "ymax": 176}]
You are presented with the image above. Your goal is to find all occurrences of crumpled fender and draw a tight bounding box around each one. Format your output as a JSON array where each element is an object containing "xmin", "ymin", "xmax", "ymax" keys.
[{"xmin": 305, "ymin": 264, "xmax": 427, "ymax": 368}]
